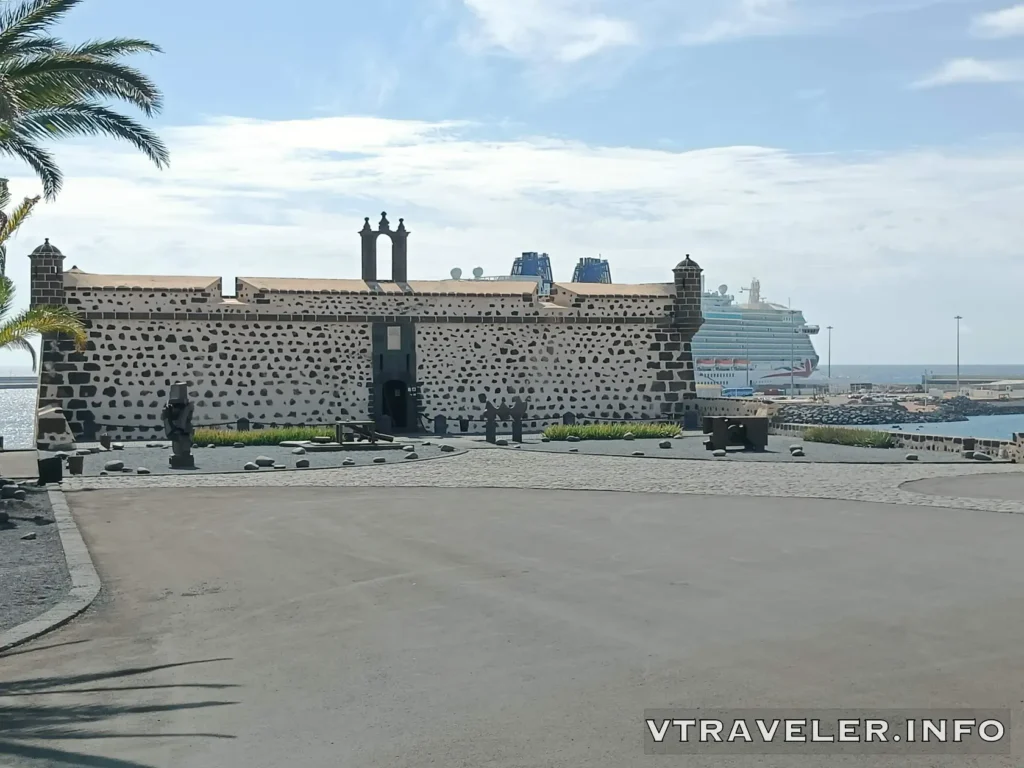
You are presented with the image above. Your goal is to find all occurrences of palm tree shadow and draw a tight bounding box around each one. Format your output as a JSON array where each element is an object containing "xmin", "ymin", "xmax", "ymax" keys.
[{"xmin": 0, "ymin": 657, "xmax": 238, "ymax": 767}]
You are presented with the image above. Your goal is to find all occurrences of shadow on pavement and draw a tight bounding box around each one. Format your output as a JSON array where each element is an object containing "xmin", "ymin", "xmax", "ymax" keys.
[
  {"xmin": 0, "ymin": 657, "xmax": 238, "ymax": 767},
  {"xmin": 0, "ymin": 639, "xmax": 93, "ymax": 658}
]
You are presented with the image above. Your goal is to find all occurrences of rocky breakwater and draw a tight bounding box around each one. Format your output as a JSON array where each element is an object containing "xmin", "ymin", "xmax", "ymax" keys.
[
  {"xmin": 778, "ymin": 396, "xmax": 1024, "ymax": 427},
  {"xmin": 775, "ymin": 403, "xmax": 956, "ymax": 427}
]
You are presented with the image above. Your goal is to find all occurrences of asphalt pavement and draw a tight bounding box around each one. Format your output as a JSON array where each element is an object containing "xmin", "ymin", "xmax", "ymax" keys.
[{"xmin": 2, "ymin": 487, "xmax": 1023, "ymax": 767}]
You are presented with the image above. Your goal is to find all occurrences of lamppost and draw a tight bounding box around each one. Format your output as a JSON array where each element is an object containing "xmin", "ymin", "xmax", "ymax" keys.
[
  {"xmin": 789, "ymin": 310, "xmax": 797, "ymax": 395},
  {"xmin": 955, "ymin": 315, "xmax": 963, "ymax": 393},
  {"xmin": 827, "ymin": 325, "xmax": 833, "ymax": 380}
]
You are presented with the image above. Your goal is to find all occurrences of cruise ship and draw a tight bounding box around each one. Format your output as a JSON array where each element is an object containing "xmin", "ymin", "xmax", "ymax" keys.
[
  {"xmin": 694, "ymin": 279, "xmax": 820, "ymax": 390},
  {"xmin": 462, "ymin": 257, "xmax": 821, "ymax": 391}
]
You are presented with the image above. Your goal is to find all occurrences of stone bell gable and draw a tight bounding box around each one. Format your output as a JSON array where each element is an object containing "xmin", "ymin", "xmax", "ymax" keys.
[{"xmin": 29, "ymin": 217, "xmax": 705, "ymax": 440}]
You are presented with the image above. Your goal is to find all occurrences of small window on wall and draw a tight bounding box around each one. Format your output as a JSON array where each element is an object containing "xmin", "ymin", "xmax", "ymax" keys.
[{"xmin": 387, "ymin": 325, "xmax": 402, "ymax": 350}]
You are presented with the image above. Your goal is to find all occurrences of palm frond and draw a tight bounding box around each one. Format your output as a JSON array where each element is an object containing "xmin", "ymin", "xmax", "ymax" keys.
[
  {"xmin": 0, "ymin": 192, "xmax": 39, "ymax": 243},
  {"xmin": 0, "ymin": 303, "xmax": 86, "ymax": 360},
  {"xmin": 0, "ymin": 274, "xmax": 14, "ymax": 315},
  {"xmin": 7, "ymin": 52, "xmax": 164, "ymax": 115},
  {"xmin": 0, "ymin": 129, "xmax": 61, "ymax": 198},
  {"xmin": 68, "ymin": 37, "xmax": 162, "ymax": 59},
  {"xmin": 9, "ymin": 102, "xmax": 169, "ymax": 168},
  {"xmin": 0, "ymin": 72, "xmax": 23, "ymax": 121},
  {"xmin": 0, "ymin": 0, "xmax": 82, "ymax": 58},
  {"xmin": 0, "ymin": 177, "xmax": 11, "ymax": 210},
  {"xmin": 4, "ymin": 34, "xmax": 64, "ymax": 57}
]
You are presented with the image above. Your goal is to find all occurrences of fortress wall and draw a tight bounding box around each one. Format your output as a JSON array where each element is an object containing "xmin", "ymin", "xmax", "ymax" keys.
[
  {"xmin": 30, "ymin": 226, "xmax": 703, "ymax": 443},
  {"xmin": 39, "ymin": 317, "xmax": 373, "ymax": 439},
  {"xmin": 38, "ymin": 296, "xmax": 696, "ymax": 440},
  {"xmin": 65, "ymin": 286, "xmax": 223, "ymax": 314},
  {"xmin": 414, "ymin": 323, "xmax": 697, "ymax": 428}
]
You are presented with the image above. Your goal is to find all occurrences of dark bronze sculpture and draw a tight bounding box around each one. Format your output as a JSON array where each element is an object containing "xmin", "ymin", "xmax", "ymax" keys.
[
  {"xmin": 509, "ymin": 397, "xmax": 528, "ymax": 443},
  {"xmin": 162, "ymin": 382, "xmax": 195, "ymax": 468}
]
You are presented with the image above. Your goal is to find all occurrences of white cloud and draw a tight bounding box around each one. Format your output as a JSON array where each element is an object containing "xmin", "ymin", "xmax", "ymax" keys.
[
  {"xmin": 456, "ymin": 0, "xmax": 972, "ymax": 59},
  {"xmin": 681, "ymin": 0, "xmax": 794, "ymax": 45},
  {"xmin": 459, "ymin": 0, "xmax": 638, "ymax": 62},
  {"xmin": 0, "ymin": 115, "xmax": 1022, "ymax": 365},
  {"xmin": 972, "ymin": 3, "xmax": 1024, "ymax": 38},
  {"xmin": 912, "ymin": 57, "xmax": 1024, "ymax": 87}
]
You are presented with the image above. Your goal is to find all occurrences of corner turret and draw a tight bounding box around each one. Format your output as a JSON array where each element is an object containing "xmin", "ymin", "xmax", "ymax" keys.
[
  {"xmin": 28, "ymin": 239, "xmax": 66, "ymax": 308},
  {"xmin": 672, "ymin": 254, "xmax": 703, "ymax": 334}
]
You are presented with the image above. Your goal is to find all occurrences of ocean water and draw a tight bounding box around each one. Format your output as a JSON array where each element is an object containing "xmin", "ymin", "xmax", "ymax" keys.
[
  {"xmin": 0, "ymin": 387, "xmax": 36, "ymax": 450},
  {"xmin": 869, "ymin": 414, "xmax": 1024, "ymax": 441}
]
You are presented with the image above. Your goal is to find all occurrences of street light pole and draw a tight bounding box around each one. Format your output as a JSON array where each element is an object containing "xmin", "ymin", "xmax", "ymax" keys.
[
  {"xmin": 954, "ymin": 315, "xmax": 963, "ymax": 393},
  {"xmin": 789, "ymin": 310, "xmax": 796, "ymax": 395},
  {"xmin": 827, "ymin": 325, "xmax": 833, "ymax": 380}
]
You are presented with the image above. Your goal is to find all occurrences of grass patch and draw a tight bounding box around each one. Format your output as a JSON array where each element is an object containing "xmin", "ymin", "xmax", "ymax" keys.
[
  {"xmin": 542, "ymin": 423, "xmax": 679, "ymax": 441},
  {"xmin": 193, "ymin": 425, "xmax": 335, "ymax": 447},
  {"xmin": 802, "ymin": 426, "xmax": 894, "ymax": 448}
]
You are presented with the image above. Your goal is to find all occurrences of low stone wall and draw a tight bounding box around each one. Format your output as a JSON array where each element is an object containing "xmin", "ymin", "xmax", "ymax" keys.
[
  {"xmin": 698, "ymin": 397, "xmax": 775, "ymax": 419},
  {"xmin": 773, "ymin": 422, "xmax": 1020, "ymax": 461}
]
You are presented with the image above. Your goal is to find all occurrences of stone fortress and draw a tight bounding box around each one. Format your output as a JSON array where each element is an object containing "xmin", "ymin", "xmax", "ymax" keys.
[{"xmin": 30, "ymin": 213, "xmax": 709, "ymax": 441}]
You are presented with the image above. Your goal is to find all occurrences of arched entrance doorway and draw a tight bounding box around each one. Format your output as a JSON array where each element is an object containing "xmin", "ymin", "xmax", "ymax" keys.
[{"xmin": 382, "ymin": 379, "xmax": 410, "ymax": 431}]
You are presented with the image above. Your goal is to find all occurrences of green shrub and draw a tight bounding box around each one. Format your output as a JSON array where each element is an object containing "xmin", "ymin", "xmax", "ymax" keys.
[
  {"xmin": 802, "ymin": 426, "xmax": 894, "ymax": 448},
  {"xmin": 542, "ymin": 423, "xmax": 679, "ymax": 441},
  {"xmin": 193, "ymin": 425, "xmax": 335, "ymax": 447}
]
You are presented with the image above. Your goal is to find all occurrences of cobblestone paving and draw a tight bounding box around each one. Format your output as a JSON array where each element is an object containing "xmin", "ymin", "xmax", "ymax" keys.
[{"xmin": 62, "ymin": 449, "xmax": 1024, "ymax": 514}]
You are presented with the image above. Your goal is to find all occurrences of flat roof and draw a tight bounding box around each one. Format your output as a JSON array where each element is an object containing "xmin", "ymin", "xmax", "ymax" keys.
[
  {"xmin": 61, "ymin": 271, "xmax": 676, "ymax": 298},
  {"xmin": 239, "ymin": 277, "xmax": 540, "ymax": 296},
  {"xmin": 64, "ymin": 271, "xmax": 221, "ymax": 291},
  {"xmin": 552, "ymin": 282, "xmax": 674, "ymax": 297}
]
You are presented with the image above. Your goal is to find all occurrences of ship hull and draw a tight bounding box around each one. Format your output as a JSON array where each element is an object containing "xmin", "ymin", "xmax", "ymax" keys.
[{"xmin": 696, "ymin": 358, "xmax": 817, "ymax": 389}]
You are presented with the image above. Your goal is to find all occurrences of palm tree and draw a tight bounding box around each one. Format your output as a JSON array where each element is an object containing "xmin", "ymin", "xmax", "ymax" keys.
[
  {"xmin": 0, "ymin": 178, "xmax": 84, "ymax": 367},
  {"xmin": 0, "ymin": 173, "xmax": 38, "ymax": 275},
  {"xmin": 0, "ymin": 0, "xmax": 168, "ymax": 199}
]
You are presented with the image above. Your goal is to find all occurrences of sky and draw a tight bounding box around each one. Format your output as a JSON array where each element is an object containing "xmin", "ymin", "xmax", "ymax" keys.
[{"xmin": 1, "ymin": 0, "xmax": 1023, "ymax": 368}]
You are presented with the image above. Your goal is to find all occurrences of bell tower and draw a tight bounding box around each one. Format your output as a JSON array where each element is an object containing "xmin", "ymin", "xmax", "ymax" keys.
[{"xmin": 360, "ymin": 212, "xmax": 409, "ymax": 282}]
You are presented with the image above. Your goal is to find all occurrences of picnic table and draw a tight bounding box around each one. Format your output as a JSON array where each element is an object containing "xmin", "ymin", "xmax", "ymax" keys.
[{"xmin": 334, "ymin": 421, "xmax": 393, "ymax": 444}]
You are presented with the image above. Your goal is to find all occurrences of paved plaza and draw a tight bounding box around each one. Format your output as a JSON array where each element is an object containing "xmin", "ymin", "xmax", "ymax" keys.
[
  {"xmin": 60, "ymin": 445, "xmax": 1024, "ymax": 514},
  {"xmin": 0, "ymin": 450, "xmax": 1022, "ymax": 767}
]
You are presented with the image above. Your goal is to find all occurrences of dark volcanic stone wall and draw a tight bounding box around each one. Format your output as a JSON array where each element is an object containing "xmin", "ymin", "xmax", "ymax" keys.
[
  {"xmin": 39, "ymin": 319, "xmax": 372, "ymax": 439},
  {"xmin": 35, "ymin": 278, "xmax": 701, "ymax": 440},
  {"xmin": 414, "ymin": 324, "xmax": 698, "ymax": 429}
]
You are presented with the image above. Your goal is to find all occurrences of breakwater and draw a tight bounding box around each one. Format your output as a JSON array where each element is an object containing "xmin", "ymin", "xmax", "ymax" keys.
[{"xmin": 775, "ymin": 396, "xmax": 1024, "ymax": 427}]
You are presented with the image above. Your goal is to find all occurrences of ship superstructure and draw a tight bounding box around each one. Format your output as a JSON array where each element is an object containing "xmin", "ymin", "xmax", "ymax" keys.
[
  {"xmin": 458, "ymin": 257, "xmax": 821, "ymax": 392},
  {"xmin": 694, "ymin": 279, "xmax": 820, "ymax": 389}
]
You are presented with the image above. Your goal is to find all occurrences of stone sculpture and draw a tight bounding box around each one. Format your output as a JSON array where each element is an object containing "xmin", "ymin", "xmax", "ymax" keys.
[
  {"xmin": 509, "ymin": 397, "xmax": 528, "ymax": 443},
  {"xmin": 162, "ymin": 382, "xmax": 195, "ymax": 468},
  {"xmin": 483, "ymin": 401, "xmax": 499, "ymax": 444}
]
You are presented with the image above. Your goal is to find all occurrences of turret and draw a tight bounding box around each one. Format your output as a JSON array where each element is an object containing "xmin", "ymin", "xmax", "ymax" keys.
[
  {"xmin": 28, "ymin": 238, "xmax": 65, "ymax": 308},
  {"xmin": 672, "ymin": 254, "xmax": 703, "ymax": 335}
]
